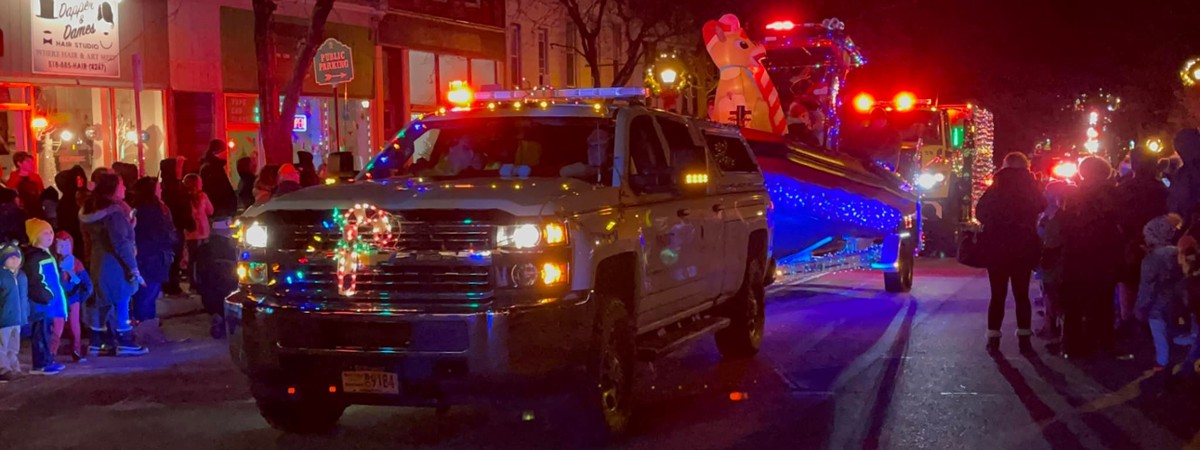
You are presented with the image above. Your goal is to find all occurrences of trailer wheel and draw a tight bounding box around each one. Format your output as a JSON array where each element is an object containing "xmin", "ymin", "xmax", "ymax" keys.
[{"xmin": 884, "ymin": 248, "xmax": 914, "ymax": 293}]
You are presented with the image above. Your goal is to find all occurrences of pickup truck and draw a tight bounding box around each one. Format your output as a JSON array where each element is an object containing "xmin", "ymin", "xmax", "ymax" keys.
[{"xmin": 226, "ymin": 88, "xmax": 773, "ymax": 438}]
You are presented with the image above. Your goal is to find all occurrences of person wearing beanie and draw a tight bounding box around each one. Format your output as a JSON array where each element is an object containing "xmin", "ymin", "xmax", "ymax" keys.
[
  {"xmin": 274, "ymin": 163, "xmax": 302, "ymax": 197},
  {"xmin": 22, "ymin": 218, "xmax": 67, "ymax": 375},
  {"xmin": 53, "ymin": 231, "xmax": 92, "ymax": 362},
  {"xmin": 1136, "ymin": 214, "xmax": 1186, "ymax": 372},
  {"xmin": 0, "ymin": 242, "xmax": 28, "ymax": 382}
]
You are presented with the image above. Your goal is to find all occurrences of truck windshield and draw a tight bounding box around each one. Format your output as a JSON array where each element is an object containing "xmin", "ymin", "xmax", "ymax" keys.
[{"xmin": 360, "ymin": 116, "xmax": 617, "ymax": 183}]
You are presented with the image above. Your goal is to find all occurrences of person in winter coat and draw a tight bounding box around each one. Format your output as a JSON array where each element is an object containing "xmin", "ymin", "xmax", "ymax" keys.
[
  {"xmin": 235, "ymin": 156, "xmax": 257, "ymax": 211},
  {"xmin": 0, "ymin": 242, "xmax": 28, "ymax": 381},
  {"xmin": 159, "ymin": 158, "xmax": 193, "ymax": 295},
  {"xmin": 22, "ymin": 218, "xmax": 67, "ymax": 374},
  {"xmin": 6, "ymin": 151, "xmax": 45, "ymax": 219},
  {"xmin": 194, "ymin": 222, "xmax": 238, "ymax": 339},
  {"xmin": 130, "ymin": 177, "xmax": 177, "ymax": 326},
  {"xmin": 183, "ymin": 173, "xmax": 213, "ymax": 287},
  {"xmin": 1037, "ymin": 181, "xmax": 1074, "ymax": 341},
  {"xmin": 111, "ymin": 162, "xmax": 138, "ymax": 192},
  {"xmin": 275, "ymin": 164, "xmax": 302, "ymax": 197},
  {"xmin": 1116, "ymin": 146, "xmax": 1170, "ymax": 332},
  {"xmin": 1168, "ymin": 128, "xmax": 1200, "ymax": 217},
  {"xmin": 1060, "ymin": 157, "xmax": 1128, "ymax": 359},
  {"xmin": 1136, "ymin": 214, "xmax": 1186, "ymax": 372},
  {"xmin": 79, "ymin": 172, "xmax": 148, "ymax": 357},
  {"xmin": 253, "ymin": 165, "xmax": 279, "ymax": 205},
  {"xmin": 53, "ymin": 231, "xmax": 92, "ymax": 362},
  {"xmin": 199, "ymin": 140, "xmax": 238, "ymax": 221},
  {"xmin": 1176, "ymin": 215, "xmax": 1200, "ymax": 380},
  {"xmin": 976, "ymin": 152, "xmax": 1046, "ymax": 353},
  {"xmin": 0, "ymin": 187, "xmax": 26, "ymax": 245},
  {"xmin": 54, "ymin": 166, "xmax": 87, "ymax": 260},
  {"xmin": 297, "ymin": 151, "xmax": 319, "ymax": 187}
]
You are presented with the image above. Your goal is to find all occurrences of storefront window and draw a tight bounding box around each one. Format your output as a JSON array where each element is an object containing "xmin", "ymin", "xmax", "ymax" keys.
[
  {"xmin": 471, "ymin": 60, "xmax": 498, "ymax": 86},
  {"xmin": 439, "ymin": 55, "xmax": 468, "ymax": 88},
  {"xmin": 224, "ymin": 93, "xmax": 375, "ymax": 177},
  {"xmin": 114, "ymin": 89, "xmax": 168, "ymax": 176},
  {"xmin": 410, "ymin": 51, "xmax": 437, "ymax": 108},
  {"xmin": 31, "ymin": 86, "xmax": 113, "ymax": 185}
]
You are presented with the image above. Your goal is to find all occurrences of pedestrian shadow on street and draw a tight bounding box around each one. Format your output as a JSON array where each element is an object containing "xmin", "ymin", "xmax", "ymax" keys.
[{"xmin": 990, "ymin": 352, "xmax": 1089, "ymax": 450}]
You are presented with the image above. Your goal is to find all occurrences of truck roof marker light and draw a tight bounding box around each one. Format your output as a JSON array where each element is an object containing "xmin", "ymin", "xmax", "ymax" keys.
[
  {"xmin": 447, "ymin": 80, "xmax": 473, "ymax": 107},
  {"xmin": 512, "ymin": 101, "xmax": 522, "ymax": 110},
  {"xmin": 894, "ymin": 92, "xmax": 916, "ymax": 112},
  {"xmin": 853, "ymin": 93, "xmax": 875, "ymax": 113},
  {"xmin": 766, "ymin": 20, "xmax": 796, "ymax": 31}
]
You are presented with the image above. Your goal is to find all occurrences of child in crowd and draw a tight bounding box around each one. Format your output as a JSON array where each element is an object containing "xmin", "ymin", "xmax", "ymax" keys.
[
  {"xmin": 0, "ymin": 242, "xmax": 28, "ymax": 382},
  {"xmin": 1136, "ymin": 214, "xmax": 1186, "ymax": 372},
  {"xmin": 1037, "ymin": 181, "xmax": 1072, "ymax": 343},
  {"xmin": 22, "ymin": 219, "xmax": 67, "ymax": 375},
  {"xmin": 54, "ymin": 232, "xmax": 93, "ymax": 362},
  {"xmin": 182, "ymin": 174, "xmax": 213, "ymax": 288},
  {"xmin": 195, "ymin": 221, "xmax": 237, "ymax": 339}
]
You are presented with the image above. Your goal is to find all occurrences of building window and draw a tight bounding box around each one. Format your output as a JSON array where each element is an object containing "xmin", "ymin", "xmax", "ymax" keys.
[
  {"xmin": 537, "ymin": 28, "xmax": 549, "ymax": 86},
  {"xmin": 565, "ymin": 22, "xmax": 577, "ymax": 87},
  {"xmin": 509, "ymin": 24, "xmax": 522, "ymax": 87},
  {"xmin": 470, "ymin": 59, "xmax": 498, "ymax": 86}
]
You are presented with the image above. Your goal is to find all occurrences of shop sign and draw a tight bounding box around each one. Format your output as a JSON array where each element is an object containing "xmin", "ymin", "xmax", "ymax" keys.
[
  {"xmin": 314, "ymin": 38, "xmax": 354, "ymax": 86},
  {"xmin": 31, "ymin": 0, "xmax": 121, "ymax": 78},
  {"xmin": 293, "ymin": 115, "xmax": 307, "ymax": 132},
  {"xmin": 226, "ymin": 96, "xmax": 259, "ymax": 127}
]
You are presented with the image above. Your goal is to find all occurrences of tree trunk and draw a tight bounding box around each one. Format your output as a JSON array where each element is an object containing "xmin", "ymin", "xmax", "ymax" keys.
[{"xmin": 254, "ymin": 0, "xmax": 337, "ymax": 166}]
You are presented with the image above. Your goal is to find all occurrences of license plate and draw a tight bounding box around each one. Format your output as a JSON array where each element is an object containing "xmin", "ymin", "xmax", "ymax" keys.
[{"xmin": 341, "ymin": 370, "xmax": 400, "ymax": 395}]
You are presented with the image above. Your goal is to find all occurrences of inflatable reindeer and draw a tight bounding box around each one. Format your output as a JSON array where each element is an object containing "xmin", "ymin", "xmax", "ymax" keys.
[{"xmin": 703, "ymin": 14, "xmax": 786, "ymax": 135}]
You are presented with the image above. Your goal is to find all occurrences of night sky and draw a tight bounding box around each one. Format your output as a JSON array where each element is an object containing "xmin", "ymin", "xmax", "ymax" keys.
[{"xmin": 717, "ymin": 0, "xmax": 1200, "ymax": 151}]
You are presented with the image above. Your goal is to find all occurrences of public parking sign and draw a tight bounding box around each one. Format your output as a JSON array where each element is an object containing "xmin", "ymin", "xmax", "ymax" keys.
[{"xmin": 314, "ymin": 38, "xmax": 354, "ymax": 86}]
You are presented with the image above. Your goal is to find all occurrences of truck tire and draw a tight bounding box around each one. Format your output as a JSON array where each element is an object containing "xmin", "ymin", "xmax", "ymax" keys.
[
  {"xmin": 577, "ymin": 297, "xmax": 635, "ymax": 441},
  {"xmin": 716, "ymin": 260, "xmax": 766, "ymax": 358},
  {"xmin": 256, "ymin": 397, "xmax": 345, "ymax": 434},
  {"xmin": 885, "ymin": 248, "xmax": 915, "ymax": 293}
]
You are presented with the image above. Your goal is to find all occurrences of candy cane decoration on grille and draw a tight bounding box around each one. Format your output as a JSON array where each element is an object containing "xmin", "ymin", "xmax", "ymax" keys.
[{"xmin": 333, "ymin": 204, "xmax": 397, "ymax": 296}]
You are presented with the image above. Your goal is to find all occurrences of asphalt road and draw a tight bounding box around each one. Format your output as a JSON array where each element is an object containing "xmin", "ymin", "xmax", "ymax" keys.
[{"xmin": 2, "ymin": 259, "xmax": 1198, "ymax": 449}]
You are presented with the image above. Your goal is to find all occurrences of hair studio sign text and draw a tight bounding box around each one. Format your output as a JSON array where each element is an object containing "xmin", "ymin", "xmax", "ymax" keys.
[{"xmin": 31, "ymin": 0, "xmax": 120, "ymax": 77}]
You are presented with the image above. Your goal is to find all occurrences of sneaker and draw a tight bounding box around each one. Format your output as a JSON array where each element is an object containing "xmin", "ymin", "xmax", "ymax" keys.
[
  {"xmin": 71, "ymin": 351, "xmax": 87, "ymax": 363},
  {"xmin": 116, "ymin": 332, "xmax": 149, "ymax": 356},
  {"xmin": 30, "ymin": 363, "xmax": 66, "ymax": 375},
  {"xmin": 0, "ymin": 372, "xmax": 19, "ymax": 382}
]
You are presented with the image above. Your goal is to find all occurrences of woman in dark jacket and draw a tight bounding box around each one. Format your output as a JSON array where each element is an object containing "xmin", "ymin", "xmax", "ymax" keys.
[
  {"xmin": 199, "ymin": 140, "xmax": 238, "ymax": 221},
  {"xmin": 235, "ymin": 156, "xmax": 257, "ymax": 211},
  {"xmin": 79, "ymin": 173, "xmax": 148, "ymax": 356},
  {"xmin": 130, "ymin": 177, "xmax": 177, "ymax": 325},
  {"xmin": 976, "ymin": 152, "xmax": 1046, "ymax": 353},
  {"xmin": 54, "ymin": 167, "xmax": 87, "ymax": 258},
  {"xmin": 159, "ymin": 158, "xmax": 193, "ymax": 295}
]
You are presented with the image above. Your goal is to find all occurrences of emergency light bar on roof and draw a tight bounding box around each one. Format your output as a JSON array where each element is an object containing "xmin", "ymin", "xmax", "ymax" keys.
[{"xmin": 474, "ymin": 87, "xmax": 648, "ymax": 102}]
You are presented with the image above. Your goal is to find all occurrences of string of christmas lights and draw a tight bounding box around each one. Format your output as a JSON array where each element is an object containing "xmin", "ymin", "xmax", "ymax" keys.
[
  {"xmin": 969, "ymin": 108, "xmax": 995, "ymax": 218},
  {"xmin": 764, "ymin": 173, "xmax": 903, "ymax": 235},
  {"xmin": 332, "ymin": 204, "xmax": 397, "ymax": 296}
]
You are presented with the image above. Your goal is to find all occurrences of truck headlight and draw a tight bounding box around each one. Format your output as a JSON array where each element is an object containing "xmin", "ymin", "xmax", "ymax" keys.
[
  {"xmin": 915, "ymin": 172, "xmax": 946, "ymax": 190},
  {"xmin": 244, "ymin": 222, "xmax": 269, "ymax": 248},
  {"xmin": 497, "ymin": 222, "xmax": 568, "ymax": 249}
]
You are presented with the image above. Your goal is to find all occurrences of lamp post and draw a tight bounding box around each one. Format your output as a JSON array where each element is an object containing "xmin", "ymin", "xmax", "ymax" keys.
[
  {"xmin": 1183, "ymin": 57, "xmax": 1200, "ymax": 87},
  {"xmin": 650, "ymin": 52, "xmax": 687, "ymax": 113}
]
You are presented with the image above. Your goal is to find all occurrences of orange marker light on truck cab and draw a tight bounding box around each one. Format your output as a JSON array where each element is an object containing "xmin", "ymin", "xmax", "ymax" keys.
[
  {"xmin": 446, "ymin": 80, "xmax": 473, "ymax": 106},
  {"xmin": 894, "ymin": 92, "xmax": 916, "ymax": 112},
  {"xmin": 853, "ymin": 93, "xmax": 875, "ymax": 113}
]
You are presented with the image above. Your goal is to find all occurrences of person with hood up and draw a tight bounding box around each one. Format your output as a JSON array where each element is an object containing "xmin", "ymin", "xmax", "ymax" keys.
[
  {"xmin": 0, "ymin": 242, "xmax": 28, "ymax": 381},
  {"xmin": 1060, "ymin": 156, "xmax": 1129, "ymax": 359},
  {"xmin": 235, "ymin": 156, "xmax": 257, "ymax": 211},
  {"xmin": 274, "ymin": 164, "xmax": 302, "ymax": 197},
  {"xmin": 1136, "ymin": 214, "xmax": 1186, "ymax": 372},
  {"xmin": 253, "ymin": 165, "xmax": 279, "ymax": 205},
  {"xmin": 159, "ymin": 158, "xmax": 193, "ymax": 295},
  {"xmin": 1168, "ymin": 128, "xmax": 1200, "ymax": 217},
  {"xmin": 976, "ymin": 152, "xmax": 1046, "ymax": 354},
  {"xmin": 297, "ymin": 151, "xmax": 319, "ymax": 188},
  {"xmin": 22, "ymin": 218, "xmax": 68, "ymax": 374},
  {"xmin": 130, "ymin": 177, "xmax": 177, "ymax": 337},
  {"xmin": 1037, "ymin": 181, "xmax": 1075, "ymax": 341},
  {"xmin": 79, "ymin": 172, "xmax": 148, "ymax": 357},
  {"xmin": 199, "ymin": 139, "xmax": 238, "ymax": 221},
  {"xmin": 54, "ymin": 167, "xmax": 88, "ymax": 259},
  {"xmin": 1115, "ymin": 146, "xmax": 1170, "ymax": 336}
]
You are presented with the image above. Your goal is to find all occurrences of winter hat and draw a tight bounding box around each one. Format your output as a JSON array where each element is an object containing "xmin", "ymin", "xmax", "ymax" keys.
[
  {"xmin": 25, "ymin": 218, "xmax": 53, "ymax": 245},
  {"xmin": 1143, "ymin": 214, "xmax": 1182, "ymax": 247},
  {"xmin": 0, "ymin": 241, "xmax": 20, "ymax": 264},
  {"xmin": 278, "ymin": 164, "xmax": 300, "ymax": 183}
]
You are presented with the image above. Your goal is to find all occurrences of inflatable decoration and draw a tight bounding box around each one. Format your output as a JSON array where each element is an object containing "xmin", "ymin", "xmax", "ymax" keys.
[{"xmin": 703, "ymin": 14, "xmax": 786, "ymax": 135}]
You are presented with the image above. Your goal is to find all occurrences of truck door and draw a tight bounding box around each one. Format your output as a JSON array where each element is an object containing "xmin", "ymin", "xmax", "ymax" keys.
[
  {"xmin": 704, "ymin": 132, "xmax": 767, "ymax": 298},
  {"xmin": 624, "ymin": 113, "xmax": 706, "ymax": 329},
  {"xmin": 655, "ymin": 115, "xmax": 722, "ymax": 309}
]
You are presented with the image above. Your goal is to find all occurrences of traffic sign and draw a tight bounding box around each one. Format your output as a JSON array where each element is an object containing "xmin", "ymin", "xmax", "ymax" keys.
[{"xmin": 314, "ymin": 38, "xmax": 354, "ymax": 86}]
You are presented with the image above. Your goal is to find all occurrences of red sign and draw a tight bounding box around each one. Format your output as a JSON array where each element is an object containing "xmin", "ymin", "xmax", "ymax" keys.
[
  {"xmin": 293, "ymin": 115, "xmax": 307, "ymax": 132},
  {"xmin": 226, "ymin": 97, "xmax": 259, "ymax": 126}
]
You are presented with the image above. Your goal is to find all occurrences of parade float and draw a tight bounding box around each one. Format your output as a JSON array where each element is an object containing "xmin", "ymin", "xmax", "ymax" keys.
[{"xmin": 703, "ymin": 14, "xmax": 920, "ymax": 291}]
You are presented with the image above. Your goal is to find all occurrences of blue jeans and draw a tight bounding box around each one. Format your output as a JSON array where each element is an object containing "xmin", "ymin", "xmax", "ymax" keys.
[
  {"xmin": 1185, "ymin": 313, "xmax": 1200, "ymax": 373},
  {"xmin": 30, "ymin": 317, "xmax": 55, "ymax": 369},
  {"xmin": 1149, "ymin": 318, "xmax": 1170, "ymax": 367},
  {"xmin": 88, "ymin": 296, "xmax": 133, "ymax": 335},
  {"xmin": 132, "ymin": 282, "xmax": 163, "ymax": 322}
]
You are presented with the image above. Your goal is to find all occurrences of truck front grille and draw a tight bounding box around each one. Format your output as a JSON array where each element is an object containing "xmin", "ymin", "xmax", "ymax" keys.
[{"xmin": 282, "ymin": 262, "xmax": 493, "ymax": 302}]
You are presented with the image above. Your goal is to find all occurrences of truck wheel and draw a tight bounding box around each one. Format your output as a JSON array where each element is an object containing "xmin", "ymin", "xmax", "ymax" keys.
[
  {"xmin": 716, "ymin": 260, "xmax": 766, "ymax": 358},
  {"xmin": 577, "ymin": 297, "xmax": 635, "ymax": 441},
  {"xmin": 885, "ymin": 248, "xmax": 915, "ymax": 293},
  {"xmin": 256, "ymin": 397, "xmax": 345, "ymax": 434}
]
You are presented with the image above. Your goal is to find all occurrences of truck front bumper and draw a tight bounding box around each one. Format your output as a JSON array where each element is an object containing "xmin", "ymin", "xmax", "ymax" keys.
[{"xmin": 225, "ymin": 291, "xmax": 597, "ymax": 406}]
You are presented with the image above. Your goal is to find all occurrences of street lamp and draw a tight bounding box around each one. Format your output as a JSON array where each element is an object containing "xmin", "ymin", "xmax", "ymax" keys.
[
  {"xmin": 659, "ymin": 68, "xmax": 678, "ymax": 85},
  {"xmin": 1183, "ymin": 57, "xmax": 1200, "ymax": 87},
  {"xmin": 1147, "ymin": 138, "xmax": 1164, "ymax": 153}
]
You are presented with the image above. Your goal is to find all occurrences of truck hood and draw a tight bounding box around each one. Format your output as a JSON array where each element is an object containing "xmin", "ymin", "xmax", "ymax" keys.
[{"xmin": 242, "ymin": 177, "xmax": 617, "ymax": 218}]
